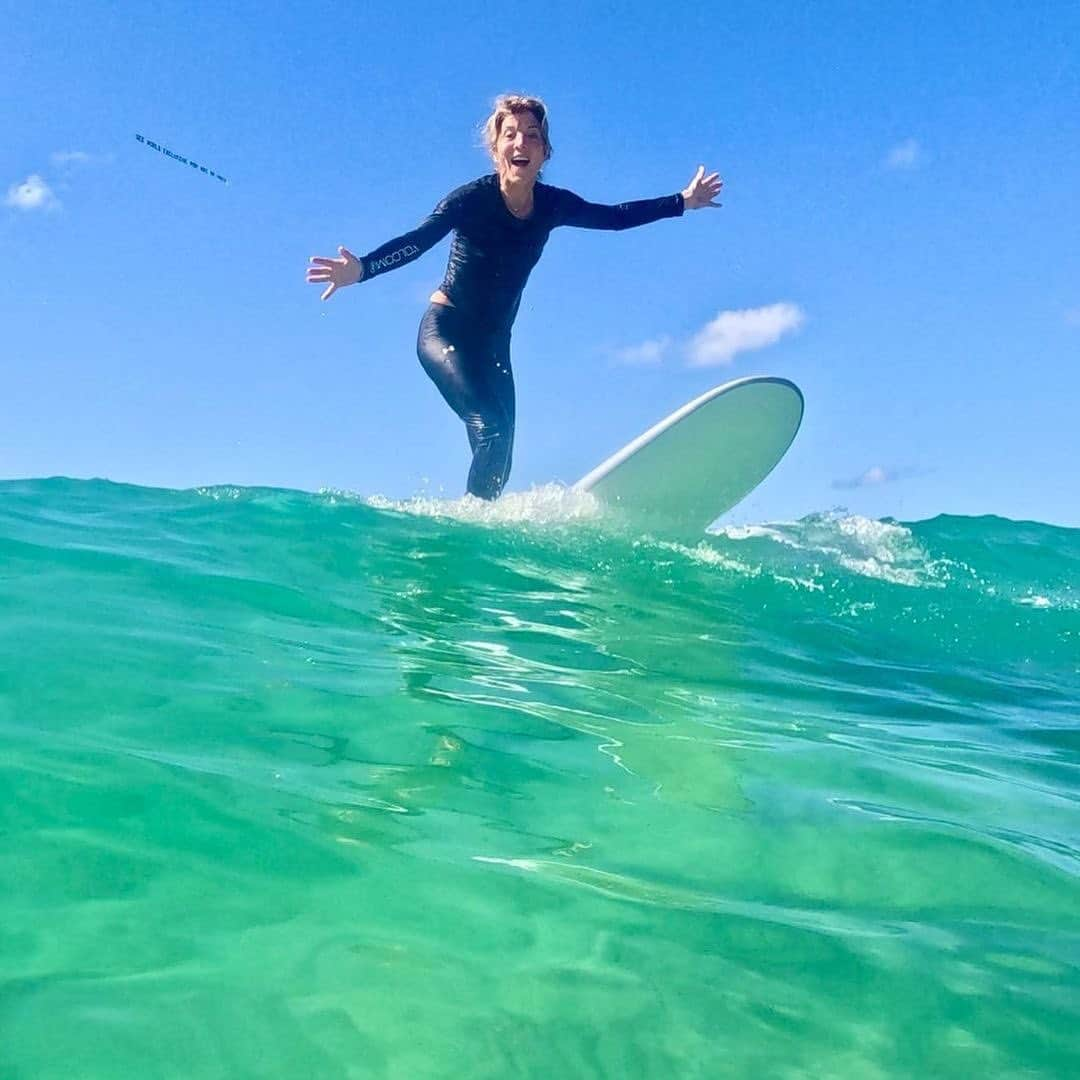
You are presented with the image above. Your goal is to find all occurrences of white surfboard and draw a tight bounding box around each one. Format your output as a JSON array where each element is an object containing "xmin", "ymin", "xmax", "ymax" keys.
[{"xmin": 575, "ymin": 376, "xmax": 804, "ymax": 533}]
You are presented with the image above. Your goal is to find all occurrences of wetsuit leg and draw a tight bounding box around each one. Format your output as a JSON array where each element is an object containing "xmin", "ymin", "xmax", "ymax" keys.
[
  {"xmin": 491, "ymin": 332, "xmax": 515, "ymax": 493},
  {"xmin": 416, "ymin": 304, "xmax": 515, "ymax": 500}
]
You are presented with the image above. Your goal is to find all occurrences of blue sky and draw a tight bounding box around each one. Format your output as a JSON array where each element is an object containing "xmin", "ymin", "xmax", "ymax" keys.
[{"xmin": 3, "ymin": 1, "xmax": 1078, "ymax": 525}]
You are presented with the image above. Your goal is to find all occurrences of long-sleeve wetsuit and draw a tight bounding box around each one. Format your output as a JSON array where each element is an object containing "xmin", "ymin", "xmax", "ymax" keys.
[{"xmin": 358, "ymin": 174, "xmax": 685, "ymax": 498}]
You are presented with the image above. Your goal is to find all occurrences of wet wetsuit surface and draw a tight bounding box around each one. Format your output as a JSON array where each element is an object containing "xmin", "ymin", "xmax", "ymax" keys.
[{"xmin": 360, "ymin": 174, "xmax": 684, "ymax": 498}]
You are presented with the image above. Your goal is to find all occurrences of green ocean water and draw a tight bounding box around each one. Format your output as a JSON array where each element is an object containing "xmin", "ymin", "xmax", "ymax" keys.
[{"xmin": 1, "ymin": 476, "xmax": 1077, "ymax": 1078}]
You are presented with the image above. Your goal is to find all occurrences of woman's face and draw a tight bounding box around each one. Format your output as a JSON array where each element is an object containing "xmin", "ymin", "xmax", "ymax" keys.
[{"xmin": 496, "ymin": 110, "xmax": 546, "ymax": 184}]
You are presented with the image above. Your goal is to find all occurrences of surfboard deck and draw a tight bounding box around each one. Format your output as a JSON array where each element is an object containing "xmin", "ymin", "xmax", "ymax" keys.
[{"xmin": 574, "ymin": 376, "xmax": 804, "ymax": 534}]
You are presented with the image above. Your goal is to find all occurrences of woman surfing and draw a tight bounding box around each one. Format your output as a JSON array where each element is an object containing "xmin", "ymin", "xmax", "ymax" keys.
[{"xmin": 307, "ymin": 94, "xmax": 722, "ymax": 500}]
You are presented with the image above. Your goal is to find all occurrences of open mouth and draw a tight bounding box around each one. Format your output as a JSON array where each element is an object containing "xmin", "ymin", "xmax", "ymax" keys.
[{"xmin": 511, "ymin": 156, "xmax": 531, "ymax": 167}]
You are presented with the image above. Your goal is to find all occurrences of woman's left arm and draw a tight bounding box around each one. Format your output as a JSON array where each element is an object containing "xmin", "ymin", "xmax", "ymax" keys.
[{"xmin": 556, "ymin": 166, "xmax": 723, "ymax": 231}]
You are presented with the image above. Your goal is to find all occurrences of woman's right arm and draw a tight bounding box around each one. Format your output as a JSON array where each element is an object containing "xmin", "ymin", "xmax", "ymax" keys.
[{"xmin": 307, "ymin": 193, "xmax": 460, "ymax": 301}]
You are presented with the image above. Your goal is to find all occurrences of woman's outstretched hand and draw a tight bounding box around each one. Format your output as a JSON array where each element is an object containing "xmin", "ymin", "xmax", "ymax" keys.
[
  {"xmin": 307, "ymin": 246, "xmax": 363, "ymax": 301},
  {"xmin": 682, "ymin": 166, "xmax": 723, "ymax": 210}
]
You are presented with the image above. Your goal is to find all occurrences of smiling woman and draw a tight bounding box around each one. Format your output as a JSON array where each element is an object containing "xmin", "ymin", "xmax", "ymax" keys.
[
  {"xmin": 483, "ymin": 93, "xmax": 553, "ymax": 196},
  {"xmin": 306, "ymin": 93, "xmax": 722, "ymax": 500}
]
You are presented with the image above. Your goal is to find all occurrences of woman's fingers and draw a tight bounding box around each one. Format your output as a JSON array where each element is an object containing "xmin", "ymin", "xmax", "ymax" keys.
[
  {"xmin": 308, "ymin": 246, "xmax": 357, "ymax": 299},
  {"xmin": 685, "ymin": 166, "xmax": 723, "ymax": 205},
  {"xmin": 309, "ymin": 250, "xmax": 357, "ymax": 267},
  {"xmin": 308, "ymin": 245, "xmax": 359, "ymax": 297}
]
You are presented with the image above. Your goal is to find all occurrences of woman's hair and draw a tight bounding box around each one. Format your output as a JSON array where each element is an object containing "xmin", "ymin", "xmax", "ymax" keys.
[{"xmin": 481, "ymin": 94, "xmax": 552, "ymax": 167}]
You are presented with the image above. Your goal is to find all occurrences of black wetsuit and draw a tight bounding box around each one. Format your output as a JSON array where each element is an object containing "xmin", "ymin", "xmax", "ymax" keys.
[{"xmin": 359, "ymin": 174, "xmax": 684, "ymax": 499}]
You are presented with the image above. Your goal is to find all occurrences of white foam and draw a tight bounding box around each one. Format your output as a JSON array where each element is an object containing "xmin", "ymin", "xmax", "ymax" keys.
[
  {"xmin": 652, "ymin": 538, "xmax": 763, "ymax": 577},
  {"xmin": 713, "ymin": 512, "xmax": 952, "ymax": 588},
  {"xmin": 194, "ymin": 485, "xmax": 247, "ymax": 501},
  {"xmin": 710, "ymin": 523, "xmax": 791, "ymax": 544},
  {"xmin": 1014, "ymin": 593, "xmax": 1079, "ymax": 611},
  {"xmin": 360, "ymin": 483, "xmax": 603, "ymax": 528}
]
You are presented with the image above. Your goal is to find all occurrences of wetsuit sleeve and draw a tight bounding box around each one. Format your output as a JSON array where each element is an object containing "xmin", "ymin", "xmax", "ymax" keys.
[
  {"xmin": 553, "ymin": 189, "xmax": 685, "ymax": 231},
  {"xmin": 358, "ymin": 191, "xmax": 461, "ymax": 281}
]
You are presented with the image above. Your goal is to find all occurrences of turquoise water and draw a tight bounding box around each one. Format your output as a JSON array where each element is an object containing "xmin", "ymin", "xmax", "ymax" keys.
[{"xmin": 2, "ymin": 477, "xmax": 1077, "ymax": 1078}]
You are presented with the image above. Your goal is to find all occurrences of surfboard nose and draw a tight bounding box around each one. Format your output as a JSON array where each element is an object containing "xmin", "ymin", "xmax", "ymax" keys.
[{"xmin": 575, "ymin": 376, "xmax": 804, "ymax": 535}]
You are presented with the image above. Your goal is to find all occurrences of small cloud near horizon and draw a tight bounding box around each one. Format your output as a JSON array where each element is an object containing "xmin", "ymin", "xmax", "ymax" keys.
[
  {"xmin": 884, "ymin": 138, "xmax": 922, "ymax": 170},
  {"xmin": 834, "ymin": 465, "xmax": 925, "ymax": 490},
  {"xmin": 5, "ymin": 174, "xmax": 60, "ymax": 211}
]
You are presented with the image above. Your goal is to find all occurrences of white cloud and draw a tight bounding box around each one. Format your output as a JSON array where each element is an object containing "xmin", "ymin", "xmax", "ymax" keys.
[
  {"xmin": 611, "ymin": 336, "xmax": 672, "ymax": 365},
  {"xmin": 4, "ymin": 174, "xmax": 60, "ymax": 211},
  {"xmin": 885, "ymin": 138, "xmax": 921, "ymax": 170},
  {"xmin": 834, "ymin": 465, "xmax": 925, "ymax": 490},
  {"xmin": 687, "ymin": 302, "xmax": 805, "ymax": 367},
  {"xmin": 50, "ymin": 149, "xmax": 113, "ymax": 168}
]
